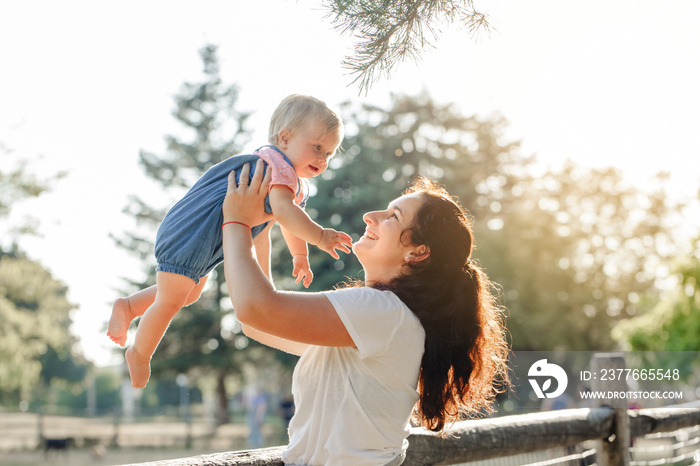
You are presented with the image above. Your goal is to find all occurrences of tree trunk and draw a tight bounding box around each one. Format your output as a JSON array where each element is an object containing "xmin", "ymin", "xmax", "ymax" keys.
[{"xmin": 216, "ymin": 370, "xmax": 230, "ymax": 425}]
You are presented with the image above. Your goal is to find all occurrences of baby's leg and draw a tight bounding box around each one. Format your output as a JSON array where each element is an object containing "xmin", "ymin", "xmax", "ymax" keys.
[
  {"xmin": 109, "ymin": 273, "xmax": 206, "ymax": 346},
  {"xmin": 108, "ymin": 285, "xmax": 157, "ymax": 347},
  {"xmin": 184, "ymin": 275, "xmax": 208, "ymax": 306},
  {"xmin": 127, "ymin": 272, "xmax": 195, "ymax": 388}
]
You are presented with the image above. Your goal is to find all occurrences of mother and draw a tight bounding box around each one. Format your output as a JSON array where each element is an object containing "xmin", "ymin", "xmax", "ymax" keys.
[{"xmin": 222, "ymin": 160, "xmax": 509, "ymax": 466}]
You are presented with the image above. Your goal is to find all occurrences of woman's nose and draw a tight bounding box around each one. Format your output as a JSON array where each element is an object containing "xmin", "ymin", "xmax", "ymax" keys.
[{"xmin": 363, "ymin": 211, "xmax": 378, "ymax": 225}]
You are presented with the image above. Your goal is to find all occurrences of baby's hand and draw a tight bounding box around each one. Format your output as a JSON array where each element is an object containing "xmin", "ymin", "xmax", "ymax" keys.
[
  {"xmin": 292, "ymin": 255, "xmax": 313, "ymax": 288},
  {"xmin": 316, "ymin": 228, "xmax": 353, "ymax": 260}
]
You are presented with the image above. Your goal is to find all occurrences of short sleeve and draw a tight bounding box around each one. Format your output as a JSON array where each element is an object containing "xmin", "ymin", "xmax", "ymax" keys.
[
  {"xmin": 323, "ymin": 287, "xmax": 421, "ymax": 360},
  {"xmin": 267, "ymin": 159, "xmax": 297, "ymax": 193},
  {"xmin": 256, "ymin": 147, "xmax": 298, "ymax": 195}
]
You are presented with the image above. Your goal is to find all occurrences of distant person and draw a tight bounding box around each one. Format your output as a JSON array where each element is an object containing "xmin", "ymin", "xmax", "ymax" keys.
[
  {"xmin": 541, "ymin": 392, "xmax": 574, "ymax": 411},
  {"xmin": 221, "ymin": 163, "xmax": 510, "ymax": 466},
  {"xmin": 279, "ymin": 393, "xmax": 295, "ymax": 429},
  {"xmin": 107, "ymin": 95, "xmax": 352, "ymax": 388},
  {"xmin": 244, "ymin": 385, "xmax": 268, "ymax": 449}
]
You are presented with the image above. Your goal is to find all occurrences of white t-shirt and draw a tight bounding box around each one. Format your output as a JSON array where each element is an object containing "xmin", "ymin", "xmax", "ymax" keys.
[{"xmin": 283, "ymin": 287, "xmax": 426, "ymax": 466}]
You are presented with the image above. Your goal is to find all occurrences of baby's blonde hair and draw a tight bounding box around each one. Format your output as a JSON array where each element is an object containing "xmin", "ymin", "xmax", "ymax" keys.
[{"xmin": 268, "ymin": 94, "xmax": 343, "ymax": 145}]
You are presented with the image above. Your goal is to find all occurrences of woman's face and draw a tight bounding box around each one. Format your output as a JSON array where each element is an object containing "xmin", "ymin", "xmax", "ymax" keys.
[{"xmin": 353, "ymin": 193, "xmax": 425, "ymax": 284}]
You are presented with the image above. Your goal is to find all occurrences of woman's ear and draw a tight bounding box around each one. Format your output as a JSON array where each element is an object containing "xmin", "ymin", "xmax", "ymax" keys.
[{"xmin": 406, "ymin": 245, "xmax": 430, "ymax": 264}]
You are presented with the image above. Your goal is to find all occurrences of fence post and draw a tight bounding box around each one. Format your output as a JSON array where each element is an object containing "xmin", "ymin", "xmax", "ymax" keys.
[
  {"xmin": 591, "ymin": 353, "xmax": 630, "ymax": 466},
  {"xmin": 37, "ymin": 407, "xmax": 44, "ymax": 445}
]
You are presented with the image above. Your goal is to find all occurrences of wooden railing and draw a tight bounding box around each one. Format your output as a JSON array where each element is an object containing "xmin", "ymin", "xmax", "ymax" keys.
[
  {"xmin": 133, "ymin": 405, "xmax": 700, "ymax": 466},
  {"xmin": 132, "ymin": 354, "xmax": 699, "ymax": 465}
]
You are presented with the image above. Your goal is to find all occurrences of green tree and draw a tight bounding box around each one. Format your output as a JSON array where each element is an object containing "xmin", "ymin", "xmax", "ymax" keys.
[
  {"xmin": 301, "ymin": 92, "xmax": 685, "ymax": 352},
  {"xmin": 39, "ymin": 345, "xmax": 88, "ymax": 386},
  {"xmin": 114, "ymin": 44, "xmax": 277, "ymax": 424},
  {"xmin": 0, "ymin": 144, "xmax": 81, "ymax": 407},
  {"xmin": 0, "ymin": 144, "xmax": 65, "ymax": 245},
  {"xmin": 55, "ymin": 367, "xmax": 123, "ymax": 414},
  {"xmin": 0, "ymin": 251, "xmax": 78, "ymax": 405},
  {"xmin": 613, "ymin": 236, "xmax": 700, "ymax": 352},
  {"xmin": 487, "ymin": 165, "xmax": 684, "ymax": 350},
  {"xmin": 299, "ymin": 92, "xmax": 529, "ymax": 290}
]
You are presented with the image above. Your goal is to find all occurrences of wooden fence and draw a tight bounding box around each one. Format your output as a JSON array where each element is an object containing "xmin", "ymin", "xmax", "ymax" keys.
[
  {"xmin": 133, "ymin": 353, "xmax": 700, "ymax": 466},
  {"xmin": 131, "ymin": 405, "xmax": 700, "ymax": 466}
]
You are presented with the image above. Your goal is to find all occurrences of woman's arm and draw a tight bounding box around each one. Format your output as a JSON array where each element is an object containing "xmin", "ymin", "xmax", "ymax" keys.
[
  {"xmin": 222, "ymin": 162, "xmax": 355, "ymax": 351},
  {"xmin": 240, "ymin": 324, "xmax": 310, "ymax": 356}
]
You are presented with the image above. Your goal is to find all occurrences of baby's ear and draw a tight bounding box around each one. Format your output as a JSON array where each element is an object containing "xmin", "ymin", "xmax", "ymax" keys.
[{"xmin": 277, "ymin": 129, "xmax": 292, "ymax": 149}]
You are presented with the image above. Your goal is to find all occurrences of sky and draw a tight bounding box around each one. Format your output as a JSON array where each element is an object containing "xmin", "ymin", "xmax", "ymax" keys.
[{"xmin": 2, "ymin": 0, "xmax": 699, "ymax": 367}]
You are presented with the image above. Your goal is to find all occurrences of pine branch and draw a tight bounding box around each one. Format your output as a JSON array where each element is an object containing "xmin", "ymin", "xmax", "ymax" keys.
[{"xmin": 323, "ymin": 0, "xmax": 491, "ymax": 93}]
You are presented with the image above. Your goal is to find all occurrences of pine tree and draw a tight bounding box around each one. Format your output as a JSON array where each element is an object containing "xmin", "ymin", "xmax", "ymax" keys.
[
  {"xmin": 114, "ymin": 44, "xmax": 262, "ymax": 424},
  {"xmin": 302, "ymin": 92, "xmax": 528, "ymax": 291}
]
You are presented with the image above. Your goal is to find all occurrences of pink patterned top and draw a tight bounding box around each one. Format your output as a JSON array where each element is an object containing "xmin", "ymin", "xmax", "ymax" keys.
[{"xmin": 255, "ymin": 145, "xmax": 306, "ymax": 206}]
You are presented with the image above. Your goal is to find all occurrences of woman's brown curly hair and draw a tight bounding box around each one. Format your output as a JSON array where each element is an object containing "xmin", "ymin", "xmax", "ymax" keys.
[{"xmin": 372, "ymin": 177, "xmax": 509, "ymax": 432}]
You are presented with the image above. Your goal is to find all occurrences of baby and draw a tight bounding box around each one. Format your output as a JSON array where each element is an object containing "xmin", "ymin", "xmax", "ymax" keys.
[{"xmin": 108, "ymin": 95, "xmax": 352, "ymax": 387}]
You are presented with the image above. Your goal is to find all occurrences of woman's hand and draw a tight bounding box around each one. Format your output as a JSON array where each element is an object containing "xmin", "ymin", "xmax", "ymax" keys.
[
  {"xmin": 222, "ymin": 159, "xmax": 353, "ymax": 355},
  {"xmin": 223, "ymin": 160, "xmax": 272, "ymax": 227}
]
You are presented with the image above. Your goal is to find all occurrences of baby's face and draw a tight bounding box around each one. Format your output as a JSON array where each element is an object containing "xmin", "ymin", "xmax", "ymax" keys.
[{"xmin": 280, "ymin": 122, "xmax": 341, "ymax": 179}]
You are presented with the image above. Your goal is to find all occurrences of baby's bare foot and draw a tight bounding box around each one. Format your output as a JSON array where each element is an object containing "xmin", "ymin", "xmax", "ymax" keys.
[
  {"xmin": 107, "ymin": 297, "xmax": 132, "ymax": 347},
  {"xmin": 125, "ymin": 347, "xmax": 151, "ymax": 388}
]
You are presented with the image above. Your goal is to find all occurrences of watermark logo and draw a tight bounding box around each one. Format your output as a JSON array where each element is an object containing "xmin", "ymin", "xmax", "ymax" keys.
[{"xmin": 528, "ymin": 359, "xmax": 568, "ymax": 399}]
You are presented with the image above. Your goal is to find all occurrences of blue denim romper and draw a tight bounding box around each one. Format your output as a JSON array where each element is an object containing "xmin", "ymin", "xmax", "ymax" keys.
[{"xmin": 154, "ymin": 147, "xmax": 306, "ymax": 283}]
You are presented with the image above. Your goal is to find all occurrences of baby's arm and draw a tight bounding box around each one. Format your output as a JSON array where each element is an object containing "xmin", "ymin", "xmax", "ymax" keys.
[
  {"xmin": 281, "ymin": 225, "xmax": 313, "ymax": 288},
  {"xmin": 269, "ymin": 186, "xmax": 352, "ymax": 260},
  {"xmin": 246, "ymin": 223, "xmax": 310, "ymax": 354},
  {"xmin": 253, "ymin": 222, "xmax": 274, "ymax": 281}
]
